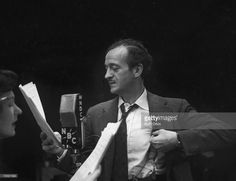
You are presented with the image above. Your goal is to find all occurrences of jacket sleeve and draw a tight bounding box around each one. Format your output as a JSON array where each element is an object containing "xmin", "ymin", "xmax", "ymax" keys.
[{"xmin": 177, "ymin": 99, "xmax": 236, "ymax": 155}]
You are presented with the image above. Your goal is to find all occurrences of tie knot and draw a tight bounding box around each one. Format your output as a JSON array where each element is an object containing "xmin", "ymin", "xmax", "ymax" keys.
[{"xmin": 120, "ymin": 103, "xmax": 138, "ymax": 115}]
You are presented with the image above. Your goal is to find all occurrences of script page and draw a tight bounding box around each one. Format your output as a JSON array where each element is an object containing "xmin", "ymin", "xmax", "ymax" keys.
[
  {"xmin": 69, "ymin": 121, "xmax": 121, "ymax": 181},
  {"xmin": 19, "ymin": 82, "xmax": 61, "ymax": 146}
]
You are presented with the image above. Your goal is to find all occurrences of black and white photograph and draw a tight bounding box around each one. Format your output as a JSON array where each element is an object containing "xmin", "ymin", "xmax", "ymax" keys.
[{"xmin": 0, "ymin": 1, "xmax": 235, "ymax": 181}]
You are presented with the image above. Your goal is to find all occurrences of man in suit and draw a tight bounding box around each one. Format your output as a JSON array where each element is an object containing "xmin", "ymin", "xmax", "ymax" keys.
[{"xmin": 41, "ymin": 39, "xmax": 236, "ymax": 181}]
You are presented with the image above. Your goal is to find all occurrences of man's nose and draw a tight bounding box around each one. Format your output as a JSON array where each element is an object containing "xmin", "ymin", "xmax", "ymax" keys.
[{"xmin": 105, "ymin": 68, "xmax": 112, "ymax": 79}]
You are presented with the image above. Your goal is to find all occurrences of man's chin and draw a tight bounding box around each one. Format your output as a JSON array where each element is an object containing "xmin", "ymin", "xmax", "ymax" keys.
[{"xmin": 110, "ymin": 87, "xmax": 119, "ymax": 95}]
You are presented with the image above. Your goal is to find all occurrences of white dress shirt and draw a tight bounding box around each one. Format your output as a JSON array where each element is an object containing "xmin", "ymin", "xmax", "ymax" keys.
[{"xmin": 118, "ymin": 89, "xmax": 155, "ymax": 179}]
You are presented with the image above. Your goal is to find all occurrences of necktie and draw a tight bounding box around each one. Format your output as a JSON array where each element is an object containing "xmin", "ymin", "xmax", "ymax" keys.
[{"xmin": 112, "ymin": 103, "xmax": 138, "ymax": 181}]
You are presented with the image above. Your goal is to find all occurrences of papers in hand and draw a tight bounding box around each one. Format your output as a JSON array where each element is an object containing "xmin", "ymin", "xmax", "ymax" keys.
[
  {"xmin": 70, "ymin": 121, "xmax": 122, "ymax": 181},
  {"xmin": 19, "ymin": 82, "xmax": 61, "ymax": 147}
]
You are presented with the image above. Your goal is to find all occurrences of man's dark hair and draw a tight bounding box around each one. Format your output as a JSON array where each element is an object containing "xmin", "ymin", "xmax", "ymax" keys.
[
  {"xmin": 106, "ymin": 38, "xmax": 153, "ymax": 79},
  {"xmin": 0, "ymin": 69, "xmax": 18, "ymax": 97}
]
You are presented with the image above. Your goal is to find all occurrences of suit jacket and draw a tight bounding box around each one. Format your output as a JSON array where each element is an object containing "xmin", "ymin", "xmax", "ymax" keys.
[{"xmin": 58, "ymin": 92, "xmax": 236, "ymax": 181}]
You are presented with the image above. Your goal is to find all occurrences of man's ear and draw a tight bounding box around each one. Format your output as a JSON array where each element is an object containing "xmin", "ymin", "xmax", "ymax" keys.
[{"xmin": 133, "ymin": 63, "xmax": 143, "ymax": 78}]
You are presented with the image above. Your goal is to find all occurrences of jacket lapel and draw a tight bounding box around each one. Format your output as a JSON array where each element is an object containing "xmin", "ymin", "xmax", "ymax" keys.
[
  {"xmin": 99, "ymin": 97, "xmax": 118, "ymax": 181},
  {"xmin": 103, "ymin": 97, "xmax": 118, "ymax": 124},
  {"xmin": 147, "ymin": 91, "xmax": 173, "ymax": 113},
  {"xmin": 147, "ymin": 92, "xmax": 176, "ymax": 130}
]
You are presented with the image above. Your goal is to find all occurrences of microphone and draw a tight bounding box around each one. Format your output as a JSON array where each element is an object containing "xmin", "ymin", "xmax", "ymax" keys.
[{"xmin": 59, "ymin": 93, "xmax": 84, "ymax": 153}]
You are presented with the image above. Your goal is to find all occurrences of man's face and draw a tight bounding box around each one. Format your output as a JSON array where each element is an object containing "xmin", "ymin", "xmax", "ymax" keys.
[
  {"xmin": 0, "ymin": 91, "xmax": 22, "ymax": 139},
  {"xmin": 104, "ymin": 46, "xmax": 136, "ymax": 95}
]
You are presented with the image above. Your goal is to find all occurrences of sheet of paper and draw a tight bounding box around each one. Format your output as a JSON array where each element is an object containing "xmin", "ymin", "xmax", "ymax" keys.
[
  {"xmin": 19, "ymin": 82, "xmax": 46, "ymax": 119},
  {"xmin": 70, "ymin": 121, "xmax": 121, "ymax": 181},
  {"xmin": 19, "ymin": 82, "xmax": 61, "ymax": 147}
]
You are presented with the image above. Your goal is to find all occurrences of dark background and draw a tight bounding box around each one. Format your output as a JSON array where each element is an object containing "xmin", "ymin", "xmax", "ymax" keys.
[{"xmin": 0, "ymin": 0, "xmax": 235, "ymax": 180}]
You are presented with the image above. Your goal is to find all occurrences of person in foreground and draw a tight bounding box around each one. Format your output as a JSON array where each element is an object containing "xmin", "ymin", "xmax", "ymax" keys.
[
  {"xmin": 0, "ymin": 69, "xmax": 22, "ymax": 139},
  {"xmin": 0, "ymin": 69, "xmax": 100, "ymax": 181},
  {"xmin": 0, "ymin": 69, "xmax": 22, "ymax": 176},
  {"xmin": 41, "ymin": 39, "xmax": 236, "ymax": 181}
]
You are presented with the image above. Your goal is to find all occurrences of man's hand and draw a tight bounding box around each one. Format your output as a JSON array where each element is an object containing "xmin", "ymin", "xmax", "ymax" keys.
[
  {"xmin": 40, "ymin": 131, "xmax": 64, "ymax": 157},
  {"xmin": 150, "ymin": 129, "xmax": 179, "ymax": 152}
]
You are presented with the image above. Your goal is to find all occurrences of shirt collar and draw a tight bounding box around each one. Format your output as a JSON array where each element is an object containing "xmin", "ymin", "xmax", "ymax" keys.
[{"xmin": 118, "ymin": 89, "xmax": 149, "ymax": 111}]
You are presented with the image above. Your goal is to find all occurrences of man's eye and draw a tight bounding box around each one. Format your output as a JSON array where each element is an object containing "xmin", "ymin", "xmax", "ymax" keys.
[{"xmin": 112, "ymin": 67, "xmax": 119, "ymax": 72}]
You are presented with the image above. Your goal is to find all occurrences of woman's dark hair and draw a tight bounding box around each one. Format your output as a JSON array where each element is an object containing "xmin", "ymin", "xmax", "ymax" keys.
[{"xmin": 0, "ymin": 69, "xmax": 18, "ymax": 97}]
